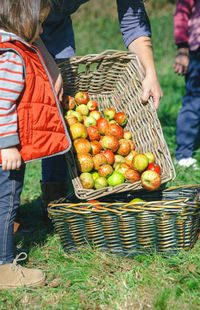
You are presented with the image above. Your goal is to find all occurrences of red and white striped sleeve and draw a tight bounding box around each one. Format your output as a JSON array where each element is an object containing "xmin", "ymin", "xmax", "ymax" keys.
[{"xmin": 0, "ymin": 50, "xmax": 25, "ymax": 149}]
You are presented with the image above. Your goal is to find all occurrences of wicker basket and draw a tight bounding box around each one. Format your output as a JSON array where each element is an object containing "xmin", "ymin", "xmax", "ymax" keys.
[
  {"xmin": 48, "ymin": 185, "xmax": 200, "ymax": 256},
  {"xmin": 59, "ymin": 50, "xmax": 175, "ymax": 200}
]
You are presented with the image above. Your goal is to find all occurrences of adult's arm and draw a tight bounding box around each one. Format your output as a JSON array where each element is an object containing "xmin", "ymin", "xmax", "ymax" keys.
[{"xmin": 116, "ymin": 0, "xmax": 162, "ymax": 109}]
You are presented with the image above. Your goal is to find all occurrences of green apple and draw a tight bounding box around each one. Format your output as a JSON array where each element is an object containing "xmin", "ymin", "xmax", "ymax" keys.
[{"xmin": 107, "ymin": 171, "xmax": 125, "ymax": 186}]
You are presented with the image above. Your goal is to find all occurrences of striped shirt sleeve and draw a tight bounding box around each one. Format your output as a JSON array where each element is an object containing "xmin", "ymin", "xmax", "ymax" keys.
[{"xmin": 0, "ymin": 50, "xmax": 25, "ymax": 149}]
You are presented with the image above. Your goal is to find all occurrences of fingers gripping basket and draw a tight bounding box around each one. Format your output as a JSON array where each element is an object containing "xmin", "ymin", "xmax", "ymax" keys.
[
  {"xmin": 48, "ymin": 185, "xmax": 200, "ymax": 255},
  {"xmin": 59, "ymin": 50, "xmax": 175, "ymax": 200}
]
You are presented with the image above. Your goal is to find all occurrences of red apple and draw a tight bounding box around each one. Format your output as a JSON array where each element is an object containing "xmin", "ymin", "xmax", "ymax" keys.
[
  {"xmin": 125, "ymin": 150, "xmax": 138, "ymax": 166},
  {"xmin": 73, "ymin": 138, "xmax": 91, "ymax": 153},
  {"xmin": 97, "ymin": 118, "xmax": 109, "ymax": 135},
  {"xmin": 98, "ymin": 164, "xmax": 113, "ymax": 178},
  {"xmin": 147, "ymin": 162, "xmax": 161, "ymax": 174},
  {"xmin": 141, "ymin": 170, "xmax": 161, "ymax": 190},
  {"xmin": 62, "ymin": 95, "xmax": 76, "ymax": 110},
  {"xmin": 75, "ymin": 91, "xmax": 89, "ymax": 105},
  {"xmin": 103, "ymin": 108, "xmax": 116, "ymax": 121},
  {"xmin": 144, "ymin": 152, "xmax": 156, "ymax": 164},
  {"xmin": 87, "ymin": 100, "xmax": 98, "ymax": 111},
  {"xmin": 93, "ymin": 153, "xmax": 107, "ymax": 170},
  {"xmin": 89, "ymin": 110, "xmax": 101, "ymax": 120},
  {"xmin": 91, "ymin": 141, "xmax": 102, "ymax": 155},
  {"xmin": 131, "ymin": 153, "xmax": 149, "ymax": 172},
  {"xmin": 101, "ymin": 135, "xmax": 119, "ymax": 152},
  {"xmin": 87, "ymin": 200, "xmax": 102, "ymax": 210},
  {"xmin": 102, "ymin": 150, "xmax": 115, "ymax": 165},
  {"xmin": 70, "ymin": 122, "xmax": 88, "ymax": 140},
  {"xmin": 123, "ymin": 130, "xmax": 132, "ymax": 140},
  {"xmin": 114, "ymin": 112, "xmax": 128, "ymax": 126},
  {"xmin": 76, "ymin": 153, "xmax": 94, "ymax": 173},
  {"xmin": 65, "ymin": 115, "xmax": 78, "ymax": 127},
  {"xmin": 105, "ymin": 123, "xmax": 124, "ymax": 140},
  {"xmin": 76, "ymin": 104, "xmax": 89, "ymax": 116},
  {"xmin": 124, "ymin": 169, "xmax": 140, "ymax": 183},
  {"xmin": 84, "ymin": 116, "xmax": 97, "ymax": 127},
  {"xmin": 80, "ymin": 172, "xmax": 94, "ymax": 189},
  {"xmin": 87, "ymin": 126, "xmax": 100, "ymax": 141},
  {"xmin": 117, "ymin": 139, "xmax": 131, "ymax": 156}
]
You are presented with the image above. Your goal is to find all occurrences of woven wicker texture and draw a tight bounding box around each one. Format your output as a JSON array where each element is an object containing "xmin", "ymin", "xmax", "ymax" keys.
[
  {"xmin": 48, "ymin": 185, "xmax": 200, "ymax": 256},
  {"xmin": 59, "ymin": 50, "xmax": 175, "ymax": 200}
]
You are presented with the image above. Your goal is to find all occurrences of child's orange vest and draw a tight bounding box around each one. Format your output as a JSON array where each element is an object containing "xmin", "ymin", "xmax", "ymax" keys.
[{"xmin": 0, "ymin": 40, "xmax": 71, "ymax": 164}]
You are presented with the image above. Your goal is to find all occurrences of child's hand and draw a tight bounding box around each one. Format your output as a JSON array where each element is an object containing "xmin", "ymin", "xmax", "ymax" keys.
[
  {"xmin": 1, "ymin": 147, "xmax": 22, "ymax": 171},
  {"xmin": 173, "ymin": 48, "xmax": 189, "ymax": 75}
]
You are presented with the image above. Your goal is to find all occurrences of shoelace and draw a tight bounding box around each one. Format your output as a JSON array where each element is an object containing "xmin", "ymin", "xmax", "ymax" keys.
[{"xmin": 11, "ymin": 252, "xmax": 27, "ymax": 275}]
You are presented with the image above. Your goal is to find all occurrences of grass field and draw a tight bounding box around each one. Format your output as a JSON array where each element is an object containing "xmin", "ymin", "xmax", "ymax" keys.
[{"xmin": 1, "ymin": 2, "xmax": 200, "ymax": 309}]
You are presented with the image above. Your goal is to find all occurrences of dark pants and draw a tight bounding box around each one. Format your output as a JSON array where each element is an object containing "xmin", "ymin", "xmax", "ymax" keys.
[
  {"xmin": 0, "ymin": 165, "xmax": 25, "ymax": 265},
  {"xmin": 175, "ymin": 48, "xmax": 200, "ymax": 160}
]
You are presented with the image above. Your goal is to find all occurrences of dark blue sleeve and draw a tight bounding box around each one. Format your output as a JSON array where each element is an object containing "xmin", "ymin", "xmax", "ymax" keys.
[{"xmin": 116, "ymin": 0, "xmax": 151, "ymax": 48}]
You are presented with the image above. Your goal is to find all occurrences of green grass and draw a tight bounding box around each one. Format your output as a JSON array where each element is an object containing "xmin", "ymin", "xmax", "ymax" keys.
[{"xmin": 1, "ymin": 3, "xmax": 200, "ymax": 309}]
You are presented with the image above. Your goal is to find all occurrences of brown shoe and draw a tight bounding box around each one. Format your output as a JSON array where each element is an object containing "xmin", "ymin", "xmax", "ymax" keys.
[{"xmin": 0, "ymin": 253, "xmax": 46, "ymax": 289}]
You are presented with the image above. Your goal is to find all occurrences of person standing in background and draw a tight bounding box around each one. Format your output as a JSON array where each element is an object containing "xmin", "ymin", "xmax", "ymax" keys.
[
  {"xmin": 38, "ymin": 0, "xmax": 163, "ymax": 216},
  {"xmin": 174, "ymin": 0, "xmax": 200, "ymax": 168}
]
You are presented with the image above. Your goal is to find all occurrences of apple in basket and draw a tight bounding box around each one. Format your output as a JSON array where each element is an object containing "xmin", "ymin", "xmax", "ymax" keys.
[
  {"xmin": 115, "ymin": 163, "xmax": 130, "ymax": 177},
  {"xmin": 73, "ymin": 138, "xmax": 91, "ymax": 153},
  {"xmin": 84, "ymin": 116, "xmax": 97, "ymax": 128},
  {"xmin": 124, "ymin": 169, "xmax": 140, "ymax": 183},
  {"xmin": 87, "ymin": 200, "xmax": 102, "ymax": 210},
  {"xmin": 103, "ymin": 108, "xmax": 116, "ymax": 121},
  {"xmin": 123, "ymin": 130, "xmax": 132, "ymax": 140},
  {"xmin": 102, "ymin": 150, "xmax": 115, "ymax": 165},
  {"xmin": 91, "ymin": 140, "xmax": 102, "ymax": 155},
  {"xmin": 76, "ymin": 104, "xmax": 89, "ymax": 116},
  {"xmin": 76, "ymin": 153, "xmax": 94, "ymax": 173},
  {"xmin": 70, "ymin": 122, "xmax": 88, "ymax": 140},
  {"xmin": 62, "ymin": 95, "xmax": 76, "ymax": 110},
  {"xmin": 129, "ymin": 140, "xmax": 136, "ymax": 151},
  {"xmin": 93, "ymin": 153, "xmax": 107, "ymax": 170},
  {"xmin": 87, "ymin": 100, "xmax": 98, "ymax": 111},
  {"xmin": 97, "ymin": 118, "xmax": 109, "ymax": 135},
  {"xmin": 105, "ymin": 123, "xmax": 124, "ymax": 140},
  {"xmin": 141, "ymin": 170, "xmax": 161, "ymax": 190},
  {"xmin": 147, "ymin": 162, "xmax": 161, "ymax": 175},
  {"xmin": 98, "ymin": 164, "xmax": 113, "ymax": 178},
  {"xmin": 89, "ymin": 110, "xmax": 101, "ymax": 121},
  {"xmin": 65, "ymin": 115, "xmax": 78, "ymax": 127},
  {"xmin": 75, "ymin": 91, "xmax": 89, "ymax": 105},
  {"xmin": 107, "ymin": 171, "xmax": 125, "ymax": 187},
  {"xmin": 101, "ymin": 135, "xmax": 119, "ymax": 153},
  {"xmin": 129, "ymin": 198, "xmax": 145, "ymax": 203},
  {"xmin": 80, "ymin": 172, "xmax": 94, "ymax": 189},
  {"xmin": 131, "ymin": 153, "xmax": 149, "ymax": 172},
  {"xmin": 69, "ymin": 111, "xmax": 83, "ymax": 123},
  {"xmin": 114, "ymin": 112, "xmax": 128, "ymax": 126},
  {"xmin": 125, "ymin": 150, "xmax": 138, "ymax": 166},
  {"xmin": 94, "ymin": 176, "xmax": 108, "ymax": 189},
  {"xmin": 117, "ymin": 139, "xmax": 131, "ymax": 156},
  {"xmin": 87, "ymin": 126, "xmax": 100, "ymax": 141},
  {"xmin": 144, "ymin": 152, "xmax": 156, "ymax": 164}
]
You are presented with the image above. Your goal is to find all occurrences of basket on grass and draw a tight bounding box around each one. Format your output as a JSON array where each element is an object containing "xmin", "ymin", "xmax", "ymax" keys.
[
  {"xmin": 59, "ymin": 50, "xmax": 175, "ymax": 200},
  {"xmin": 48, "ymin": 185, "xmax": 200, "ymax": 256}
]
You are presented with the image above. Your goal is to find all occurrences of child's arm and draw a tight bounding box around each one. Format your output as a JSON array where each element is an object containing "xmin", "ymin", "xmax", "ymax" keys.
[
  {"xmin": 0, "ymin": 50, "xmax": 25, "ymax": 169},
  {"xmin": 1, "ymin": 147, "xmax": 21, "ymax": 170}
]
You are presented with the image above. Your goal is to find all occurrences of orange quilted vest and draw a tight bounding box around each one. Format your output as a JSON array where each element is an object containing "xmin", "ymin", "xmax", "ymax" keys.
[{"xmin": 0, "ymin": 40, "xmax": 71, "ymax": 164}]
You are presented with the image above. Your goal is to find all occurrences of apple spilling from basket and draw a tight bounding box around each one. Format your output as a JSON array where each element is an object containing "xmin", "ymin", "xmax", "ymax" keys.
[{"xmin": 62, "ymin": 92, "xmax": 162, "ymax": 191}]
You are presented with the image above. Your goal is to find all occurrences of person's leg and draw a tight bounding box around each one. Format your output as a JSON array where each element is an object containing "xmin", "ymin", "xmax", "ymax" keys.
[
  {"xmin": 0, "ymin": 164, "xmax": 46, "ymax": 289},
  {"xmin": 0, "ymin": 165, "xmax": 25, "ymax": 265},
  {"xmin": 175, "ymin": 49, "xmax": 200, "ymax": 162}
]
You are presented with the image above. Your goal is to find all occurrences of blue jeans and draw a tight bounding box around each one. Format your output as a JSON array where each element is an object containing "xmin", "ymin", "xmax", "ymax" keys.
[
  {"xmin": 41, "ymin": 155, "xmax": 68, "ymax": 183},
  {"xmin": 0, "ymin": 165, "xmax": 25, "ymax": 265},
  {"xmin": 175, "ymin": 48, "xmax": 200, "ymax": 160}
]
